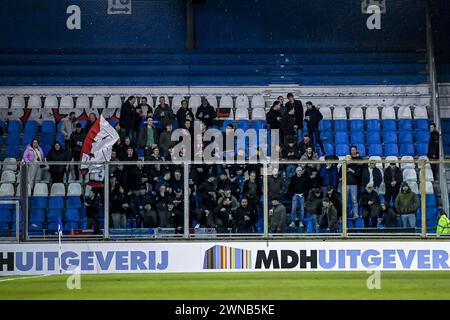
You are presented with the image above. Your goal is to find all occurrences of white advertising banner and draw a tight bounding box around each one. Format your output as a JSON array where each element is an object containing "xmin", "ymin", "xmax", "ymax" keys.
[{"xmin": 1, "ymin": 241, "xmax": 450, "ymax": 275}]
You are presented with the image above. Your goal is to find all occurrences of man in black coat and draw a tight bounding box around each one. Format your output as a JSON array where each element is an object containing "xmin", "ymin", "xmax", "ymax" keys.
[
  {"xmin": 384, "ymin": 163, "xmax": 403, "ymax": 205},
  {"xmin": 360, "ymin": 162, "xmax": 383, "ymax": 193},
  {"xmin": 359, "ymin": 182, "xmax": 381, "ymax": 228},
  {"xmin": 284, "ymin": 93, "xmax": 304, "ymax": 142},
  {"xmin": 304, "ymin": 102, "xmax": 325, "ymax": 155},
  {"xmin": 70, "ymin": 123, "xmax": 86, "ymax": 181},
  {"xmin": 196, "ymin": 97, "xmax": 216, "ymax": 128},
  {"xmin": 428, "ymin": 123, "xmax": 440, "ymax": 180},
  {"xmin": 119, "ymin": 96, "xmax": 138, "ymax": 142},
  {"xmin": 176, "ymin": 99, "xmax": 194, "ymax": 128}
]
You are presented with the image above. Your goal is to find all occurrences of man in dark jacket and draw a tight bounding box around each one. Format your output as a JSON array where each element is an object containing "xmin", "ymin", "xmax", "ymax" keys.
[
  {"xmin": 234, "ymin": 197, "xmax": 257, "ymax": 233},
  {"xmin": 46, "ymin": 141, "xmax": 70, "ymax": 183},
  {"xmin": 176, "ymin": 99, "xmax": 194, "ymax": 128},
  {"xmin": 359, "ymin": 182, "xmax": 381, "ymax": 228},
  {"xmin": 196, "ymin": 97, "xmax": 216, "ymax": 128},
  {"xmin": 138, "ymin": 116, "xmax": 159, "ymax": 157},
  {"xmin": 70, "ymin": 123, "xmax": 86, "ymax": 181},
  {"xmin": 384, "ymin": 162, "xmax": 403, "ymax": 205},
  {"xmin": 304, "ymin": 101, "xmax": 325, "ymax": 154},
  {"xmin": 119, "ymin": 96, "xmax": 138, "ymax": 142},
  {"xmin": 153, "ymin": 96, "xmax": 174, "ymax": 128},
  {"xmin": 242, "ymin": 171, "xmax": 262, "ymax": 211},
  {"xmin": 282, "ymin": 136, "xmax": 301, "ymax": 178},
  {"xmin": 428, "ymin": 123, "xmax": 439, "ymax": 180},
  {"xmin": 269, "ymin": 196, "xmax": 286, "ymax": 233},
  {"xmin": 266, "ymin": 101, "xmax": 283, "ymax": 131},
  {"xmin": 360, "ymin": 162, "xmax": 383, "ymax": 192},
  {"xmin": 298, "ymin": 134, "xmax": 314, "ymax": 157},
  {"xmin": 281, "ymin": 106, "xmax": 297, "ymax": 145},
  {"xmin": 339, "ymin": 148, "xmax": 363, "ymax": 219},
  {"xmin": 284, "ymin": 93, "xmax": 304, "ymax": 141}
]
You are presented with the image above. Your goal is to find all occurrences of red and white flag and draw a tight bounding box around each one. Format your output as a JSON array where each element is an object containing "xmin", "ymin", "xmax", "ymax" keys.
[{"xmin": 80, "ymin": 115, "xmax": 119, "ymax": 182}]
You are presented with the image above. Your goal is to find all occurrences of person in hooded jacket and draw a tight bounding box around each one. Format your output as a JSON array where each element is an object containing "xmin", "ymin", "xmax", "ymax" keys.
[
  {"xmin": 394, "ymin": 181, "xmax": 419, "ymax": 229},
  {"xmin": 305, "ymin": 188, "xmax": 323, "ymax": 231},
  {"xmin": 304, "ymin": 101, "xmax": 325, "ymax": 155},
  {"xmin": 46, "ymin": 141, "xmax": 70, "ymax": 183},
  {"xmin": 195, "ymin": 97, "xmax": 216, "ymax": 128}
]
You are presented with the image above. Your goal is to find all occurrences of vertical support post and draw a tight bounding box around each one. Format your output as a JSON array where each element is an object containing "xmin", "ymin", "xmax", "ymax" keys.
[
  {"xmin": 20, "ymin": 162, "xmax": 28, "ymax": 241},
  {"xmin": 425, "ymin": 0, "xmax": 449, "ymax": 213},
  {"xmin": 263, "ymin": 162, "xmax": 269, "ymax": 238},
  {"xmin": 421, "ymin": 159, "xmax": 427, "ymax": 238},
  {"xmin": 15, "ymin": 201, "xmax": 20, "ymax": 243},
  {"xmin": 183, "ymin": 162, "xmax": 190, "ymax": 238},
  {"xmin": 341, "ymin": 160, "xmax": 348, "ymax": 238},
  {"xmin": 104, "ymin": 163, "xmax": 110, "ymax": 239}
]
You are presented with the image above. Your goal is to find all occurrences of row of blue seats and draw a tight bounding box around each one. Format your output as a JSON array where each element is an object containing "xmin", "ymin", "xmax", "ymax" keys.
[
  {"xmin": 321, "ymin": 130, "xmax": 430, "ymax": 145},
  {"xmin": 318, "ymin": 119, "xmax": 429, "ymax": 132}
]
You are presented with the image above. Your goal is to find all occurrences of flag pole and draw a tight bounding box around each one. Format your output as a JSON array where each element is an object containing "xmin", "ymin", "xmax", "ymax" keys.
[{"xmin": 58, "ymin": 223, "xmax": 62, "ymax": 274}]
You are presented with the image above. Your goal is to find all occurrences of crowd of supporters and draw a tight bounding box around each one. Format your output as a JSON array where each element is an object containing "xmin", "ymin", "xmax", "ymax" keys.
[{"xmin": 16, "ymin": 93, "xmax": 438, "ymax": 233}]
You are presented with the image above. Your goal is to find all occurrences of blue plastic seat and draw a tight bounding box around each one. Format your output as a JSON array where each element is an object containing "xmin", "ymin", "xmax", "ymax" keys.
[
  {"xmin": 414, "ymin": 119, "xmax": 429, "ymax": 131},
  {"xmin": 349, "ymin": 120, "xmax": 364, "ymax": 131},
  {"xmin": 335, "ymin": 132, "xmax": 349, "ymax": 144},
  {"xmin": 383, "ymin": 131, "xmax": 398, "ymax": 144},
  {"xmin": 398, "ymin": 131, "xmax": 413, "ymax": 144},
  {"xmin": 355, "ymin": 218, "xmax": 364, "ymax": 228},
  {"xmin": 426, "ymin": 207, "xmax": 438, "ymax": 219},
  {"xmin": 416, "ymin": 143, "xmax": 428, "ymax": 156},
  {"xmin": 108, "ymin": 119, "xmax": 119, "ymax": 128},
  {"xmin": 251, "ymin": 120, "xmax": 266, "ymax": 131},
  {"xmin": 333, "ymin": 120, "xmax": 347, "ymax": 132},
  {"xmin": 42, "ymin": 144, "xmax": 52, "ymax": 156},
  {"xmin": 22, "ymin": 132, "xmax": 35, "ymax": 146},
  {"xmin": 382, "ymin": 119, "xmax": 397, "ymax": 132},
  {"xmin": 366, "ymin": 120, "xmax": 381, "ymax": 131},
  {"xmin": 384, "ymin": 144, "xmax": 399, "ymax": 156},
  {"xmin": 319, "ymin": 120, "xmax": 332, "ymax": 132},
  {"xmin": 66, "ymin": 196, "xmax": 82, "ymax": 209},
  {"xmin": 323, "ymin": 144, "xmax": 334, "ymax": 156},
  {"xmin": 41, "ymin": 120, "xmax": 56, "ymax": 133},
  {"xmin": 64, "ymin": 209, "xmax": 80, "ymax": 223},
  {"xmin": 320, "ymin": 131, "xmax": 333, "ymax": 144},
  {"xmin": 400, "ymin": 144, "xmax": 415, "ymax": 156},
  {"xmin": 368, "ymin": 144, "xmax": 383, "ymax": 157},
  {"xmin": 8, "ymin": 121, "xmax": 22, "ymax": 133},
  {"xmin": 354, "ymin": 144, "xmax": 366, "ymax": 157},
  {"xmin": 64, "ymin": 222, "xmax": 79, "ymax": 230},
  {"xmin": 366, "ymin": 131, "xmax": 381, "ymax": 144},
  {"xmin": 426, "ymin": 195, "xmax": 436, "ymax": 207},
  {"xmin": 5, "ymin": 145, "xmax": 19, "ymax": 159},
  {"xmin": 49, "ymin": 196, "xmax": 64, "ymax": 209},
  {"xmin": 29, "ymin": 209, "xmax": 45, "ymax": 231},
  {"xmin": 416, "ymin": 130, "xmax": 430, "ymax": 143},
  {"xmin": 335, "ymin": 144, "xmax": 349, "ymax": 156},
  {"xmin": 31, "ymin": 196, "xmax": 47, "ymax": 209},
  {"xmin": 47, "ymin": 209, "xmax": 62, "ymax": 223},
  {"xmin": 24, "ymin": 120, "xmax": 39, "ymax": 133},
  {"xmin": 236, "ymin": 120, "xmax": 249, "ymax": 131},
  {"xmin": 398, "ymin": 119, "xmax": 413, "ymax": 131},
  {"xmin": 350, "ymin": 132, "xmax": 364, "ymax": 144},
  {"xmin": 6, "ymin": 134, "xmax": 21, "ymax": 146}
]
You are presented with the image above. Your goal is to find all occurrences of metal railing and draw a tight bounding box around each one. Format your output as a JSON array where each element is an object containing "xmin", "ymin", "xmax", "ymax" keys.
[{"xmin": 0, "ymin": 158, "xmax": 447, "ymax": 241}]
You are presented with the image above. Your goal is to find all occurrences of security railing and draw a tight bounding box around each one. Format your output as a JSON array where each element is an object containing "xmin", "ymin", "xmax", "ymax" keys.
[{"xmin": 0, "ymin": 158, "xmax": 447, "ymax": 241}]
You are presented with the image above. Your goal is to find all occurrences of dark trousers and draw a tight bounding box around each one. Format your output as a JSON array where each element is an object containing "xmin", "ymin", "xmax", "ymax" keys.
[
  {"xmin": 50, "ymin": 171, "xmax": 64, "ymax": 184},
  {"xmin": 308, "ymin": 127, "xmax": 325, "ymax": 154},
  {"xmin": 72, "ymin": 151, "xmax": 81, "ymax": 180},
  {"xmin": 362, "ymin": 204, "xmax": 380, "ymax": 228},
  {"xmin": 385, "ymin": 185, "xmax": 400, "ymax": 206}
]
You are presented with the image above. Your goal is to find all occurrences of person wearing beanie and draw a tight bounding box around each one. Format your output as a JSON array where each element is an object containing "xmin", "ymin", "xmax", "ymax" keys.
[
  {"xmin": 394, "ymin": 181, "xmax": 419, "ymax": 228},
  {"xmin": 269, "ymin": 196, "xmax": 287, "ymax": 233},
  {"xmin": 321, "ymin": 197, "xmax": 338, "ymax": 232},
  {"xmin": 359, "ymin": 182, "xmax": 381, "ymax": 228}
]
